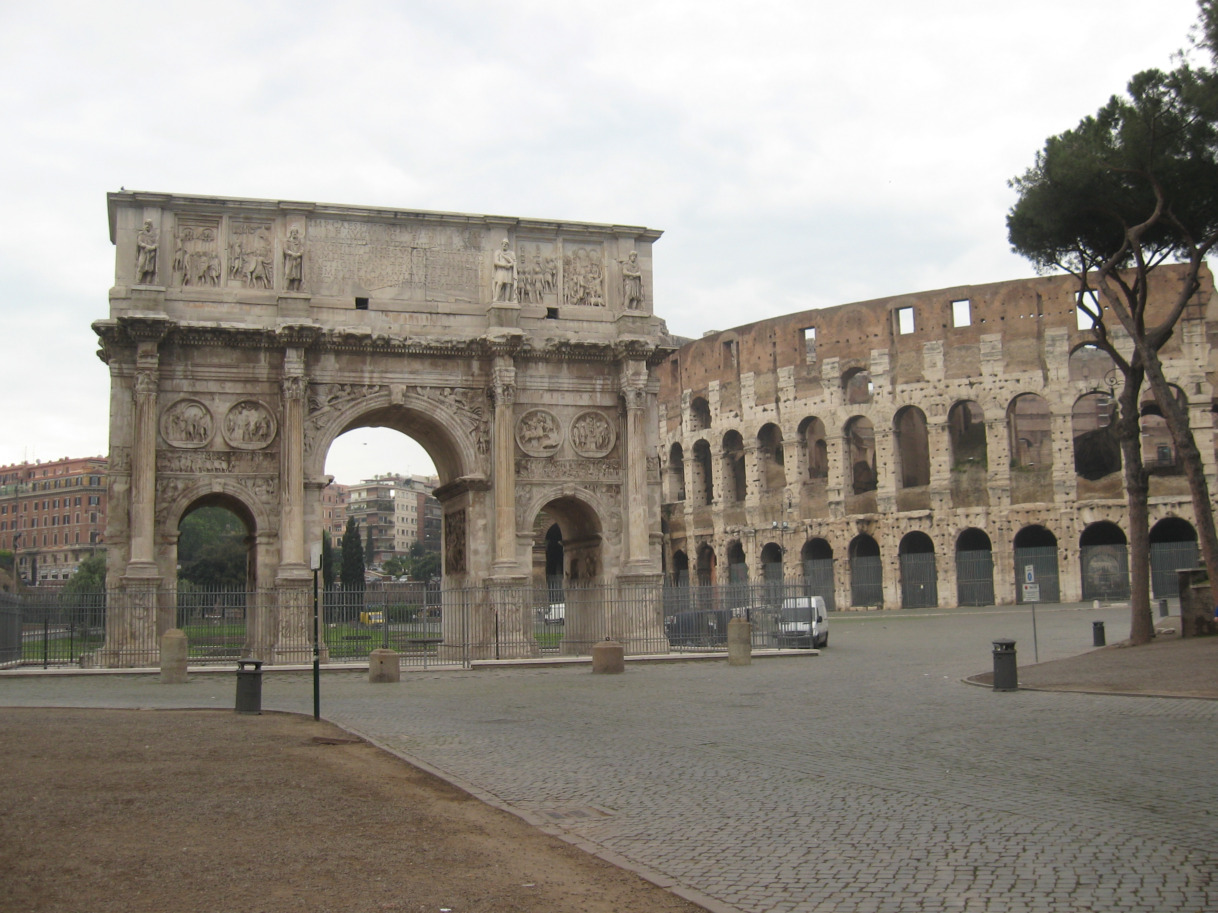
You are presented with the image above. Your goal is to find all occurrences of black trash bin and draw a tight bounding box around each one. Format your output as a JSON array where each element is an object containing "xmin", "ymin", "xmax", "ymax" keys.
[
  {"xmin": 1092, "ymin": 620, "xmax": 1106, "ymax": 647},
  {"xmin": 235, "ymin": 658, "xmax": 264, "ymax": 714},
  {"xmin": 992, "ymin": 638, "xmax": 1017, "ymax": 692}
]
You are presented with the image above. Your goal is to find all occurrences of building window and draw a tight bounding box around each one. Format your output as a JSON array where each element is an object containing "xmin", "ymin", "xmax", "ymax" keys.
[
  {"xmin": 897, "ymin": 307, "xmax": 915, "ymax": 335},
  {"xmin": 802, "ymin": 326, "xmax": 817, "ymax": 364},
  {"xmin": 952, "ymin": 299, "xmax": 971, "ymax": 327}
]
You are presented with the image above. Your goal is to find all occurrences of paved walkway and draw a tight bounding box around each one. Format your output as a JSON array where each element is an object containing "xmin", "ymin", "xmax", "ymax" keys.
[{"xmin": 4, "ymin": 602, "xmax": 1217, "ymax": 913}]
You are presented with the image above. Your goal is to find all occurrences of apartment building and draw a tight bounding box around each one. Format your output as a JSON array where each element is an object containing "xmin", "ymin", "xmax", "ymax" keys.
[{"xmin": 0, "ymin": 456, "xmax": 108, "ymax": 585}]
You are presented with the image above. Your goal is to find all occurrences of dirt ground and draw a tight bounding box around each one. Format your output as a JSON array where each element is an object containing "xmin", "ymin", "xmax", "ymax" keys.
[{"xmin": 0, "ymin": 708, "xmax": 706, "ymax": 913}]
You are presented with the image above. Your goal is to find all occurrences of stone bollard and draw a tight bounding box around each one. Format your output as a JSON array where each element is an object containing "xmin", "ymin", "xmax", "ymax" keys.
[
  {"xmin": 727, "ymin": 617, "xmax": 752, "ymax": 666},
  {"xmin": 160, "ymin": 628, "xmax": 188, "ymax": 684},
  {"xmin": 591, "ymin": 639, "xmax": 625, "ymax": 674},
  {"xmin": 368, "ymin": 648, "xmax": 401, "ymax": 684}
]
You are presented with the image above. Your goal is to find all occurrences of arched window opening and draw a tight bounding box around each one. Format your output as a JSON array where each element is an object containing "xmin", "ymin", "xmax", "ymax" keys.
[
  {"xmin": 668, "ymin": 443, "xmax": 687, "ymax": 502},
  {"xmin": 722, "ymin": 431, "xmax": 746, "ymax": 505},
  {"xmin": 800, "ymin": 416, "xmax": 828, "ymax": 479},
  {"xmin": 845, "ymin": 417, "xmax": 877, "ymax": 496},
  {"xmin": 1140, "ymin": 386, "xmax": 1187, "ymax": 474},
  {"xmin": 690, "ymin": 397, "xmax": 712, "ymax": 432},
  {"xmin": 758, "ymin": 423, "xmax": 787, "ymax": 491},
  {"xmin": 842, "ymin": 367, "xmax": 873, "ymax": 405},
  {"xmin": 894, "ymin": 407, "xmax": 930, "ymax": 489},
  {"xmin": 948, "ymin": 401, "xmax": 987, "ymax": 469},
  {"xmin": 1072, "ymin": 393, "xmax": 1120, "ymax": 481}
]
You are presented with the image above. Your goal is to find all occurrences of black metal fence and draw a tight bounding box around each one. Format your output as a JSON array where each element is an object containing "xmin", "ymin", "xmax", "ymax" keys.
[{"xmin": 0, "ymin": 579, "xmax": 837, "ymax": 669}]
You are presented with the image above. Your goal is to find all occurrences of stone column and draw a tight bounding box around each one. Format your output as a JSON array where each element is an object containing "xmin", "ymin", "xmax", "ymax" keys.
[
  {"xmin": 874, "ymin": 426, "xmax": 896, "ymax": 513},
  {"xmin": 621, "ymin": 359, "xmax": 651, "ymax": 566},
  {"xmin": 708, "ymin": 444, "xmax": 725, "ymax": 508},
  {"xmin": 280, "ymin": 363, "xmax": 307, "ymax": 571},
  {"xmin": 926, "ymin": 417, "xmax": 952, "ymax": 511},
  {"xmin": 274, "ymin": 352, "xmax": 312, "ymax": 664},
  {"xmin": 986, "ymin": 418, "xmax": 1011, "ymax": 509},
  {"xmin": 743, "ymin": 442, "xmax": 760, "ymax": 508},
  {"xmin": 127, "ymin": 342, "xmax": 161, "ymax": 577},
  {"xmin": 490, "ymin": 359, "xmax": 518, "ymax": 572}
]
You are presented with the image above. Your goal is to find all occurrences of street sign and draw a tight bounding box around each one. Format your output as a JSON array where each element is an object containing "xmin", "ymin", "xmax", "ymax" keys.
[
  {"xmin": 1024, "ymin": 564, "xmax": 1036, "ymax": 584},
  {"xmin": 1022, "ymin": 582, "xmax": 1041, "ymax": 602}
]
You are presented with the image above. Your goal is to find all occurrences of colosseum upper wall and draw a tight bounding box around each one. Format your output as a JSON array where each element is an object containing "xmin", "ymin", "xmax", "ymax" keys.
[{"xmin": 657, "ymin": 264, "xmax": 1218, "ymax": 611}]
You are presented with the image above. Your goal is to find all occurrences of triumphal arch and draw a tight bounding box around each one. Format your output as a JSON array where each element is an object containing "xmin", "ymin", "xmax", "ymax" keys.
[{"xmin": 94, "ymin": 191, "xmax": 670, "ymax": 665}]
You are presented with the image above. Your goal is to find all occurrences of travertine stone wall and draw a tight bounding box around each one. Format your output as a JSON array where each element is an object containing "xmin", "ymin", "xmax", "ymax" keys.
[
  {"xmin": 658, "ymin": 266, "xmax": 1217, "ymax": 610},
  {"xmin": 96, "ymin": 191, "xmax": 670, "ymax": 664}
]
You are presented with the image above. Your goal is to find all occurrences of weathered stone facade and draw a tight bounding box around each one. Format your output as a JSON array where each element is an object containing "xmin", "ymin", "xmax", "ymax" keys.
[
  {"xmin": 658, "ymin": 266, "xmax": 1217, "ymax": 610},
  {"xmin": 95, "ymin": 191, "xmax": 669, "ymax": 665}
]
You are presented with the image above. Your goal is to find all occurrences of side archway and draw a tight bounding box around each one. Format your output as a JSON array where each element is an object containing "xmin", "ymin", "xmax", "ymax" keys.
[
  {"xmin": 955, "ymin": 528, "xmax": 995, "ymax": 606},
  {"xmin": 898, "ymin": 531, "xmax": 937, "ymax": 608},
  {"xmin": 1149, "ymin": 517, "xmax": 1199, "ymax": 598},
  {"xmin": 801, "ymin": 538, "xmax": 835, "ymax": 611},
  {"xmin": 849, "ymin": 534, "xmax": 882, "ymax": 607},
  {"xmin": 1079, "ymin": 521, "xmax": 1130, "ymax": 601},
  {"xmin": 1014, "ymin": 525, "xmax": 1059, "ymax": 603}
]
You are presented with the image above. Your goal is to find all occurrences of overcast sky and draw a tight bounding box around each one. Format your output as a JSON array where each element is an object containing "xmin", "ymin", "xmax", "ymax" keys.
[{"xmin": 0, "ymin": 0, "xmax": 1203, "ymax": 485}]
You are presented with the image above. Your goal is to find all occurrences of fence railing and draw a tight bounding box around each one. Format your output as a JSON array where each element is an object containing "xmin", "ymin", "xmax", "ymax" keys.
[{"xmin": 0, "ymin": 580, "xmax": 831, "ymax": 669}]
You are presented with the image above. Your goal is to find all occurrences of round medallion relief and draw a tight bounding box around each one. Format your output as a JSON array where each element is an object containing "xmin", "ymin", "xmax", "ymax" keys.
[
  {"xmin": 569, "ymin": 410, "xmax": 616, "ymax": 458},
  {"xmin": 223, "ymin": 400, "xmax": 277, "ymax": 450},
  {"xmin": 160, "ymin": 399, "xmax": 214, "ymax": 449},
  {"xmin": 515, "ymin": 408, "xmax": 563, "ymax": 457}
]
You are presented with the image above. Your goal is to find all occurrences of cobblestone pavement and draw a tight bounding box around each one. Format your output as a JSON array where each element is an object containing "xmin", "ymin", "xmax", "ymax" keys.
[{"xmin": 4, "ymin": 602, "xmax": 1217, "ymax": 913}]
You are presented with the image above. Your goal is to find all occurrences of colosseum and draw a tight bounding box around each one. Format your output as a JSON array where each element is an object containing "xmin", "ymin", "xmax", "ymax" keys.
[{"xmin": 657, "ymin": 264, "xmax": 1216, "ymax": 610}]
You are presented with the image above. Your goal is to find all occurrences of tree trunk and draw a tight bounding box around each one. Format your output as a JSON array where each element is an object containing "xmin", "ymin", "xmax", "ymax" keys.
[
  {"xmin": 1138, "ymin": 344, "xmax": 1218, "ymax": 593},
  {"xmin": 1117, "ymin": 375, "xmax": 1154, "ymax": 645}
]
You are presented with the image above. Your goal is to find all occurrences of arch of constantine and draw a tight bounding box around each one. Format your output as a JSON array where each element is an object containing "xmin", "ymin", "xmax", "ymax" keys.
[
  {"xmin": 95, "ymin": 191, "xmax": 669, "ymax": 666},
  {"xmin": 657, "ymin": 265, "xmax": 1217, "ymax": 610}
]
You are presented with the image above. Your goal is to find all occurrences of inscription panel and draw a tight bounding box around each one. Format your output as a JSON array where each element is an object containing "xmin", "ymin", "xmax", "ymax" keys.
[{"xmin": 306, "ymin": 219, "xmax": 483, "ymax": 301}]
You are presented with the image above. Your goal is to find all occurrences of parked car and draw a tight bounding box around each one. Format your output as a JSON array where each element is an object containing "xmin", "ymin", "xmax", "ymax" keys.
[
  {"xmin": 775, "ymin": 596, "xmax": 828, "ymax": 648},
  {"xmin": 665, "ymin": 608, "xmax": 732, "ymax": 649}
]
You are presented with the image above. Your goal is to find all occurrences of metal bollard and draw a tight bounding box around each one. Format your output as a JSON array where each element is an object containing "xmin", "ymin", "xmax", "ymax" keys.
[
  {"xmin": 991, "ymin": 638, "xmax": 1017, "ymax": 692},
  {"xmin": 1159, "ymin": 599, "xmax": 1169, "ymax": 618},
  {"xmin": 235, "ymin": 658, "xmax": 264, "ymax": 714},
  {"xmin": 1092, "ymin": 621, "xmax": 1106, "ymax": 647}
]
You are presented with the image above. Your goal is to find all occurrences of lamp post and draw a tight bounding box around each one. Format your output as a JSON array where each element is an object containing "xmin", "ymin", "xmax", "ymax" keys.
[
  {"xmin": 310, "ymin": 540, "xmax": 322, "ymax": 721},
  {"xmin": 11, "ymin": 530, "xmax": 22, "ymax": 587}
]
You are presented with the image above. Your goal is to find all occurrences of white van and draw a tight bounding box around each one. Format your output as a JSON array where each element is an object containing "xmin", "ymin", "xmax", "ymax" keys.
[{"xmin": 776, "ymin": 596, "xmax": 828, "ymax": 649}]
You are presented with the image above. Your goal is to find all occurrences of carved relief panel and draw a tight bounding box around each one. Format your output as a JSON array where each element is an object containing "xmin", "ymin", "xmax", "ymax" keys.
[
  {"xmin": 172, "ymin": 217, "xmax": 222, "ymax": 287},
  {"xmin": 515, "ymin": 409, "xmax": 563, "ymax": 457},
  {"xmin": 445, "ymin": 508, "xmax": 467, "ymax": 574},
  {"xmin": 223, "ymin": 400, "xmax": 277, "ymax": 450},
  {"xmin": 569, "ymin": 410, "xmax": 616, "ymax": 458},
  {"xmin": 228, "ymin": 219, "xmax": 275, "ymax": 289},
  {"xmin": 563, "ymin": 243, "xmax": 606, "ymax": 307},
  {"xmin": 514, "ymin": 240, "xmax": 560, "ymax": 304},
  {"xmin": 161, "ymin": 399, "xmax": 215, "ymax": 449}
]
